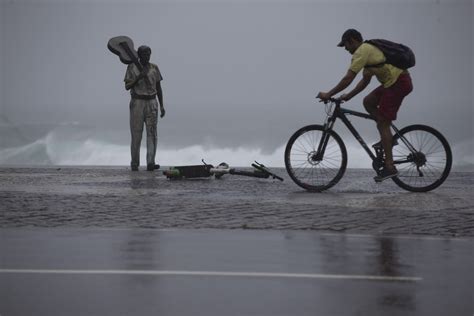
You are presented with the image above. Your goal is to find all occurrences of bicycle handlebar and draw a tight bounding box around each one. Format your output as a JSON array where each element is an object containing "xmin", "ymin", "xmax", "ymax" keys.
[{"xmin": 316, "ymin": 97, "xmax": 343, "ymax": 106}]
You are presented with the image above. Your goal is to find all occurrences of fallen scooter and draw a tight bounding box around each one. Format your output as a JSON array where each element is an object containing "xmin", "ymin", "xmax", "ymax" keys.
[{"xmin": 163, "ymin": 160, "xmax": 283, "ymax": 181}]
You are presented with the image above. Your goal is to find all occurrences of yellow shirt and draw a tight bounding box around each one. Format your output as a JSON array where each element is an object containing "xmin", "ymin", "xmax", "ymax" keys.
[{"xmin": 349, "ymin": 43, "xmax": 405, "ymax": 88}]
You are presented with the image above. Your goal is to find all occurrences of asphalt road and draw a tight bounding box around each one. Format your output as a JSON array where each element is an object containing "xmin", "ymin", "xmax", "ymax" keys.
[{"xmin": 1, "ymin": 228, "xmax": 472, "ymax": 316}]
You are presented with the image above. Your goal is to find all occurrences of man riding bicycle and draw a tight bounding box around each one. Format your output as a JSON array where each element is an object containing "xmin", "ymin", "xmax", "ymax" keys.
[{"xmin": 317, "ymin": 29, "xmax": 413, "ymax": 182}]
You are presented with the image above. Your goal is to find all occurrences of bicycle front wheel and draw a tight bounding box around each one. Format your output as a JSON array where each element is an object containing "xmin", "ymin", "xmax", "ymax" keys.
[
  {"xmin": 392, "ymin": 124, "xmax": 452, "ymax": 192},
  {"xmin": 285, "ymin": 125, "xmax": 347, "ymax": 192}
]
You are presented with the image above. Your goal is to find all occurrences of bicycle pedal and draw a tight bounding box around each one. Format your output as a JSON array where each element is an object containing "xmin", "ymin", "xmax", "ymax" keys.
[{"xmin": 372, "ymin": 139, "xmax": 399, "ymax": 150}]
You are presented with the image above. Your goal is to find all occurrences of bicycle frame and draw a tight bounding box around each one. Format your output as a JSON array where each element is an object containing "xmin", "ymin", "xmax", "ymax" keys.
[{"xmin": 317, "ymin": 100, "xmax": 415, "ymax": 165}]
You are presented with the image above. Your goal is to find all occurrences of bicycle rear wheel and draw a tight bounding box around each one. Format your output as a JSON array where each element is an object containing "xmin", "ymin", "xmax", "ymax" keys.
[
  {"xmin": 285, "ymin": 125, "xmax": 347, "ymax": 192},
  {"xmin": 392, "ymin": 124, "xmax": 452, "ymax": 192}
]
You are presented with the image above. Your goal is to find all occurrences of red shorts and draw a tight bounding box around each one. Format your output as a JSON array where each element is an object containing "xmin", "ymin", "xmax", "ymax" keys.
[{"xmin": 371, "ymin": 73, "xmax": 413, "ymax": 121}]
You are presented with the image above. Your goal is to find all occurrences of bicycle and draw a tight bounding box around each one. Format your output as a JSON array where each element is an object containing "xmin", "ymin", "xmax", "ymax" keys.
[{"xmin": 284, "ymin": 98, "xmax": 452, "ymax": 192}]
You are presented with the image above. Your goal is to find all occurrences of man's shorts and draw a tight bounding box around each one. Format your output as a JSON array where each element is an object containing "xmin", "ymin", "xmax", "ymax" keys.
[{"xmin": 371, "ymin": 73, "xmax": 413, "ymax": 121}]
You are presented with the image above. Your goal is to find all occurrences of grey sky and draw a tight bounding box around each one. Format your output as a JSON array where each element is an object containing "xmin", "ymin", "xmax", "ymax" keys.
[{"xmin": 0, "ymin": 0, "xmax": 472, "ymax": 165}]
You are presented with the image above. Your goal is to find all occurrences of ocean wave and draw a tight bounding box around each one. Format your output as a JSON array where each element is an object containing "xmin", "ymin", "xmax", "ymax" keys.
[
  {"xmin": 0, "ymin": 125, "xmax": 472, "ymax": 169},
  {"xmin": 0, "ymin": 129, "xmax": 375, "ymax": 167},
  {"xmin": 0, "ymin": 125, "xmax": 287, "ymax": 167}
]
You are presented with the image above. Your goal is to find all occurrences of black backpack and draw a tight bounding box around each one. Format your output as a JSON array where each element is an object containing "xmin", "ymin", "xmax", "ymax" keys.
[{"xmin": 365, "ymin": 39, "xmax": 416, "ymax": 69}]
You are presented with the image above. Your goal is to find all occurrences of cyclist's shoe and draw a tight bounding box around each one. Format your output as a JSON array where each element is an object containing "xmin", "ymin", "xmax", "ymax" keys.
[
  {"xmin": 372, "ymin": 139, "xmax": 399, "ymax": 150},
  {"xmin": 374, "ymin": 167, "xmax": 398, "ymax": 183}
]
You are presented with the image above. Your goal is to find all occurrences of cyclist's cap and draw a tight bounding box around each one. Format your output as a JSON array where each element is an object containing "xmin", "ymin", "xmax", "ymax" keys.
[{"xmin": 337, "ymin": 29, "xmax": 362, "ymax": 47}]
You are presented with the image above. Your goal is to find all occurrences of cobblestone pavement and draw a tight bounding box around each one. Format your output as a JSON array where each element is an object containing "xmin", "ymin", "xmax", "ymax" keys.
[{"xmin": 1, "ymin": 167, "xmax": 473, "ymax": 237}]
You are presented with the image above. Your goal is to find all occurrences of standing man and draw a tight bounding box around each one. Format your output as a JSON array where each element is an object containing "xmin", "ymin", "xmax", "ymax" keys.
[
  {"xmin": 317, "ymin": 29, "xmax": 413, "ymax": 182},
  {"xmin": 124, "ymin": 45, "xmax": 165, "ymax": 171}
]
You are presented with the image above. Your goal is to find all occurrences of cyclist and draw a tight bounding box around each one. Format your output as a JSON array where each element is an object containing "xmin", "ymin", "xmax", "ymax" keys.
[{"xmin": 317, "ymin": 29, "xmax": 413, "ymax": 182}]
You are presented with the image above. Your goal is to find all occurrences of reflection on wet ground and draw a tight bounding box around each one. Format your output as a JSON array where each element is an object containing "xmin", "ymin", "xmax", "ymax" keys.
[{"xmin": 0, "ymin": 228, "xmax": 472, "ymax": 316}]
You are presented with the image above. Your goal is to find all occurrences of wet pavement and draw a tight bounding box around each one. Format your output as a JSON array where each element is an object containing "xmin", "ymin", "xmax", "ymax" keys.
[
  {"xmin": 0, "ymin": 228, "xmax": 472, "ymax": 316},
  {"xmin": 1, "ymin": 167, "xmax": 473, "ymax": 237},
  {"xmin": 1, "ymin": 167, "xmax": 473, "ymax": 315}
]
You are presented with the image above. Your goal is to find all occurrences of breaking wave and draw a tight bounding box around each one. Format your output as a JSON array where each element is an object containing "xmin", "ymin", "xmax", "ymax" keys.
[
  {"xmin": 0, "ymin": 124, "xmax": 472, "ymax": 170},
  {"xmin": 0, "ymin": 125, "xmax": 287, "ymax": 167}
]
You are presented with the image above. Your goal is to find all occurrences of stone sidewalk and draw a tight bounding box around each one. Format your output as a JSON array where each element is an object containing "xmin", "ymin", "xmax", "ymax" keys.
[{"xmin": 1, "ymin": 167, "xmax": 473, "ymax": 237}]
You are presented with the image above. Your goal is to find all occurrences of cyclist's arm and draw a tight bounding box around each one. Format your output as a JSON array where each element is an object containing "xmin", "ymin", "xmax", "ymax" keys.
[
  {"xmin": 323, "ymin": 70, "xmax": 357, "ymax": 98},
  {"xmin": 342, "ymin": 71, "xmax": 372, "ymax": 100}
]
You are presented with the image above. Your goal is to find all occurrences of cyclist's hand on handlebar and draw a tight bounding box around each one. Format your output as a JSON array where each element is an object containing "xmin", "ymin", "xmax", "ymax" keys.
[
  {"xmin": 338, "ymin": 94, "xmax": 351, "ymax": 102},
  {"xmin": 316, "ymin": 92, "xmax": 331, "ymax": 103}
]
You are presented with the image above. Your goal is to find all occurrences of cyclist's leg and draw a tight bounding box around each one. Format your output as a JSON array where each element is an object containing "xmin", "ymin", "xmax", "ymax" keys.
[
  {"xmin": 376, "ymin": 74, "xmax": 413, "ymax": 170},
  {"xmin": 364, "ymin": 85, "xmax": 388, "ymax": 151},
  {"xmin": 377, "ymin": 119, "xmax": 396, "ymax": 169},
  {"xmin": 374, "ymin": 118, "xmax": 399, "ymax": 182},
  {"xmin": 363, "ymin": 85, "xmax": 383, "ymax": 117}
]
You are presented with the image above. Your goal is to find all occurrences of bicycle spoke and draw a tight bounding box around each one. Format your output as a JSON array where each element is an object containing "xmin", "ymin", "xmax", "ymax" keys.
[
  {"xmin": 392, "ymin": 125, "xmax": 451, "ymax": 191},
  {"xmin": 285, "ymin": 127, "xmax": 346, "ymax": 190}
]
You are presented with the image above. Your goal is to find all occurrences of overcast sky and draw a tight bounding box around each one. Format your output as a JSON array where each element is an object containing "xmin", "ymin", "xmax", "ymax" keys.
[{"xmin": 0, "ymin": 0, "xmax": 472, "ymax": 166}]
